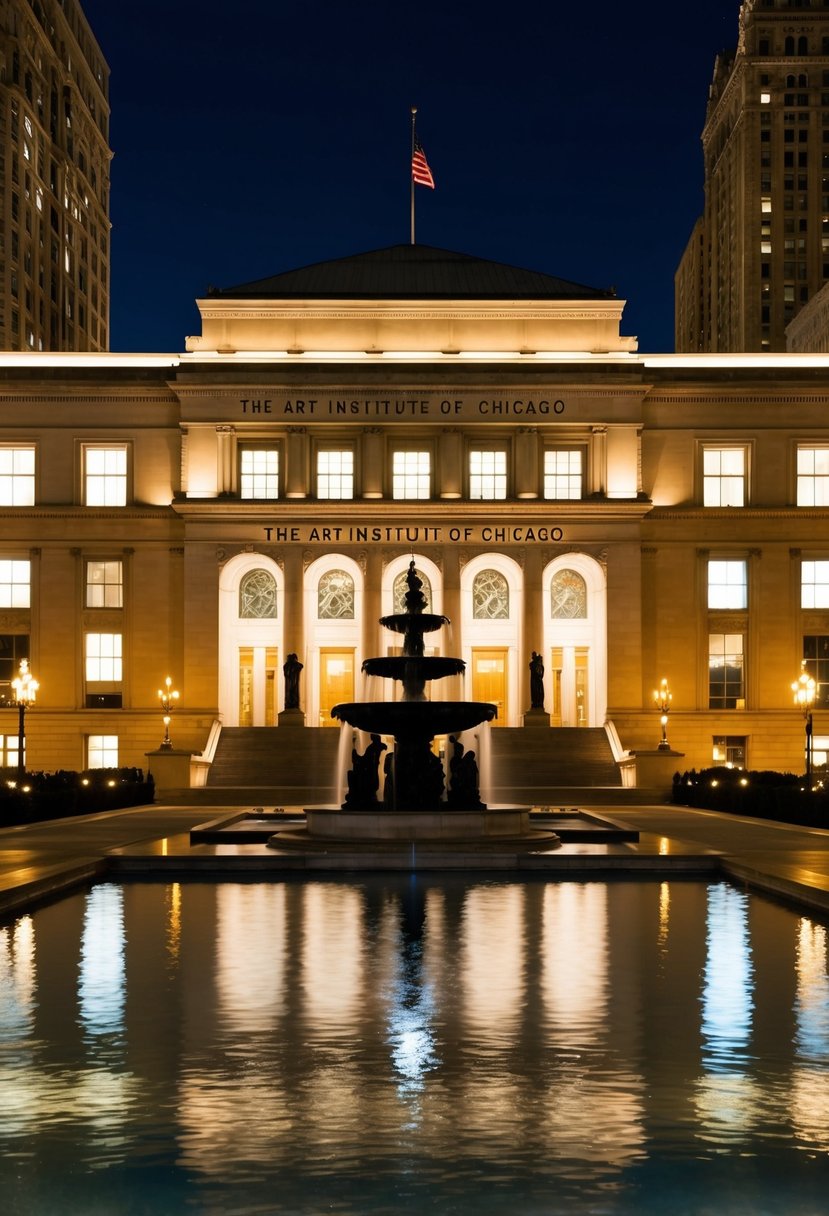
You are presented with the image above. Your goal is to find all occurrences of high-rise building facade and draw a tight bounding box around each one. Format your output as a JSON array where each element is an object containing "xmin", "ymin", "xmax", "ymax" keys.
[
  {"xmin": 0, "ymin": 0, "xmax": 110, "ymax": 352},
  {"xmin": 676, "ymin": 0, "xmax": 829, "ymax": 352}
]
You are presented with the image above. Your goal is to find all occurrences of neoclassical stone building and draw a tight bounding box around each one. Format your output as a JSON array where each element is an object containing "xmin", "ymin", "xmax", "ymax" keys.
[{"xmin": 0, "ymin": 245, "xmax": 827, "ymax": 782}]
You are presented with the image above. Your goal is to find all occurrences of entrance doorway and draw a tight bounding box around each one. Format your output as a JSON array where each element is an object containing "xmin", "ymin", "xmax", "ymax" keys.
[
  {"xmin": 549, "ymin": 646, "xmax": 589, "ymax": 727},
  {"xmin": 238, "ymin": 646, "xmax": 279, "ymax": 726},
  {"xmin": 472, "ymin": 648, "xmax": 507, "ymax": 726},
  {"xmin": 319, "ymin": 649, "xmax": 355, "ymax": 727}
]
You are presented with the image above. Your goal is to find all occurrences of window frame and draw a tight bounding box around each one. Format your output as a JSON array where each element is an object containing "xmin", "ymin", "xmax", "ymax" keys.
[
  {"xmin": 708, "ymin": 632, "xmax": 745, "ymax": 710},
  {"xmin": 85, "ymin": 558, "xmax": 123, "ymax": 609},
  {"xmin": 707, "ymin": 559, "xmax": 748, "ymax": 610},
  {"xmin": 0, "ymin": 443, "xmax": 36, "ymax": 506},
  {"xmin": 315, "ymin": 444, "xmax": 356, "ymax": 500},
  {"xmin": 796, "ymin": 444, "xmax": 829, "ymax": 506},
  {"xmin": 468, "ymin": 446, "xmax": 509, "ymax": 501},
  {"xmin": 87, "ymin": 734, "xmax": 119, "ymax": 768},
  {"xmin": 700, "ymin": 443, "xmax": 749, "ymax": 507},
  {"xmin": 82, "ymin": 442, "xmax": 130, "ymax": 507},
  {"xmin": 0, "ymin": 558, "xmax": 31, "ymax": 608},
  {"xmin": 543, "ymin": 446, "xmax": 585, "ymax": 501},
  {"xmin": 802, "ymin": 560, "xmax": 829, "ymax": 609},
  {"xmin": 390, "ymin": 445, "xmax": 433, "ymax": 501},
  {"xmin": 238, "ymin": 443, "xmax": 281, "ymax": 501}
]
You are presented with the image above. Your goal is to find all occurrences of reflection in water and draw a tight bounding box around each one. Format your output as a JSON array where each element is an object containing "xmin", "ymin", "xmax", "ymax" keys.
[{"xmin": 2, "ymin": 878, "xmax": 829, "ymax": 1215}]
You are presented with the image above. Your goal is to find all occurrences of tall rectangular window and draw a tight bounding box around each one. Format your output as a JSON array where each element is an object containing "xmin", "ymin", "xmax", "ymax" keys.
[
  {"xmin": 709, "ymin": 634, "xmax": 745, "ymax": 709},
  {"xmin": 469, "ymin": 450, "xmax": 507, "ymax": 500},
  {"xmin": 708, "ymin": 559, "xmax": 748, "ymax": 609},
  {"xmin": 712, "ymin": 736, "xmax": 747, "ymax": 768},
  {"xmin": 0, "ymin": 559, "xmax": 30, "ymax": 608},
  {"xmin": 240, "ymin": 448, "xmax": 279, "ymax": 499},
  {"xmin": 85, "ymin": 445, "xmax": 127, "ymax": 506},
  {"xmin": 703, "ymin": 447, "xmax": 746, "ymax": 506},
  {"xmin": 85, "ymin": 559, "xmax": 123, "ymax": 608},
  {"xmin": 544, "ymin": 449, "xmax": 583, "ymax": 500},
  {"xmin": 317, "ymin": 449, "xmax": 354, "ymax": 499},
  {"xmin": 0, "ymin": 634, "xmax": 30, "ymax": 704},
  {"xmin": 802, "ymin": 560, "xmax": 829, "ymax": 608},
  {"xmin": 85, "ymin": 632, "xmax": 122, "ymax": 681},
  {"xmin": 0, "ymin": 445, "xmax": 35, "ymax": 505},
  {"xmin": 804, "ymin": 636, "xmax": 829, "ymax": 707},
  {"xmin": 87, "ymin": 735, "xmax": 118, "ymax": 768},
  {"xmin": 392, "ymin": 450, "xmax": 430, "ymax": 500},
  {"xmin": 797, "ymin": 446, "xmax": 829, "ymax": 505}
]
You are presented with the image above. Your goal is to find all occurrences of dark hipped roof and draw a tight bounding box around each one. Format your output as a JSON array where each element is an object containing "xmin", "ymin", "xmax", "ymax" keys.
[{"xmin": 209, "ymin": 244, "xmax": 615, "ymax": 301}]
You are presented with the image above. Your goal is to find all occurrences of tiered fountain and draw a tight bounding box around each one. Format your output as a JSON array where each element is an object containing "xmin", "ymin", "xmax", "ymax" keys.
[{"xmin": 273, "ymin": 561, "xmax": 560, "ymax": 851}]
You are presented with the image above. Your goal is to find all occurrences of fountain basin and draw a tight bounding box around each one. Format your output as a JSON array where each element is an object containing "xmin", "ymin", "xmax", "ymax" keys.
[
  {"xmin": 362, "ymin": 656, "xmax": 466, "ymax": 681},
  {"xmin": 267, "ymin": 806, "xmax": 562, "ymax": 850},
  {"xmin": 332, "ymin": 700, "xmax": 497, "ymax": 735},
  {"xmin": 379, "ymin": 612, "xmax": 449, "ymax": 635}
]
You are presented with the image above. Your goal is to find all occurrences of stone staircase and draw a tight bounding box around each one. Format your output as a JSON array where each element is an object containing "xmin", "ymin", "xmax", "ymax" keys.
[
  {"xmin": 204, "ymin": 725, "xmax": 340, "ymax": 804},
  {"xmin": 487, "ymin": 725, "xmax": 630, "ymax": 805}
]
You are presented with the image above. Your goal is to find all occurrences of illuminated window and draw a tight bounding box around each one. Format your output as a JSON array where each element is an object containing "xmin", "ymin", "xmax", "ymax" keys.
[
  {"xmin": 240, "ymin": 448, "xmax": 279, "ymax": 499},
  {"xmin": 804, "ymin": 637, "xmax": 829, "ymax": 707},
  {"xmin": 84, "ymin": 445, "xmax": 127, "ymax": 506},
  {"xmin": 469, "ymin": 450, "xmax": 507, "ymax": 500},
  {"xmin": 0, "ymin": 559, "xmax": 30, "ymax": 608},
  {"xmin": 0, "ymin": 634, "xmax": 29, "ymax": 705},
  {"xmin": 85, "ymin": 632, "xmax": 122, "ymax": 681},
  {"xmin": 318, "ymin": 569, "xmax": 355, "ymax": 619},
  {"xmin": 544, "ymin": 449, "xmax": 583, "ymax": 499},
  {"xmin": 551, "ymin": 569, "xmax": 587, "ymax": 619},
  {"xmin": 797, "ymin": 446, "xmax": 829, "ymax": 505},
  {"xmin": 473, "ymin": 569, "xmax": 509, "ymax": 619},
  {"xmin": 239, "ymin": 568, "xmax": 277, "ymax": 618},
  {"xmin": 0, "ymin": 445, "xmax": 35, "ymax": 505},
  {"xmin": 802, "ymin": 560, "xmax": 829, "ymax": 608},
  {"xmin": 392, "ymin": 450, "xmax": 430, "ymax": 499},
  {"xmin": 703, "ymin": 447, "xmax": 746, "ymax": 506},
  {"xmin": 709, "ymin": 634, "xmax": 744, "ymax": 709},
  {"xmin": 87, "ymin": 735, "xmax": 118, "ymax": 768},
  {"xmin": 317, "ymin": 449, "xmax": 354, "ymax": 499},
  {"xmin": 712, "ymin": 736, "xmax": 747, "ymax": 768},
  {"xmin": 761, "ymin": 196, "xmax": 772, "ymax": 213},
  {"xmin": 85, "ymin": 560, "xmax": 122, "ymax": 608},
  {"xmin": 761, "ymin": 92, "xmax": 771, "ymax": 104},
  {"xmin": 0, "ymin": 734, "xmax": 20, "ymax": 767},
  {"xmin": 708, "ymin": 560, "xmax": 748, "ymax": 609}
]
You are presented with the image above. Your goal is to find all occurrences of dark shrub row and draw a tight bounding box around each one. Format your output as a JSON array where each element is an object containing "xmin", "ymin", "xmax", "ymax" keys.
[
  {"xmin": 672, "ymin": 766, "xmax": 827, "ymax": 827},
  {"xmin": 0, "ymin": 767, "xmax": 154, "ymax": 826}
]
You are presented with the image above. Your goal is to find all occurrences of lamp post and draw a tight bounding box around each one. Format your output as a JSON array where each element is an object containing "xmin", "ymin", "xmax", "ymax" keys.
[
  {"xmin": 653, "ymin": 678, "xmax": 672, "ymax": 751},
  {"xmin": 11, "ymin": 658, "xmax": 38, "ymax": 781},
  {"xmin": 158, "ymin": 676, "xmax": 179, "ymax": 750},
  {"xmin": 791, "ymin": 660, "xmax": 816, "ymax": 782}
]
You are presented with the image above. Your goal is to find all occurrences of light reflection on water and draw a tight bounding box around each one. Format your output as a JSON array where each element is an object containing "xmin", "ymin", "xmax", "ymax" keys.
[{"xmin": 1, "ymin": 877, "xmax": 829, "ymax": 1215}]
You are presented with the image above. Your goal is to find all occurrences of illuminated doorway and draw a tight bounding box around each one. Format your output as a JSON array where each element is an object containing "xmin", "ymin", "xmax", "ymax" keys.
[
  {"xmin": 542, "ymin": 556, "xmax": 607, "ymax": 728},
  {"xmin": 472, "ymin": 648, "xmax": 507, "ymax": 726},
  {"xmin": 218, "ymin": 555, "xmax": 283, "ymax": 726},
  {"xmin": 549, "ymin": 646, "xmax": 590, "ymax": 728},
  {"xmin": 319, "ymin": 649, "xmax": 355, "ymax": 727},
  {"xmin": 237, "ymin": 646, "xmax": 279, "ymax": 727}
]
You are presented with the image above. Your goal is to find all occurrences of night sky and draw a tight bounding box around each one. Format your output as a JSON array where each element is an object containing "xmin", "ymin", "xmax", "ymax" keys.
[{"xmin": 80, "ymin": 0, "xmax": 738, "ymax": 354}]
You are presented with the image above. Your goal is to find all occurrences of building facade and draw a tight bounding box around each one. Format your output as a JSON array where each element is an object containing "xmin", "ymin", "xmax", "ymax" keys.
[
  {"xmin": 676, "ymin": 0, "xmax": 829, "ymax": 353},
  {"xmin": 0, "ymin": 0, "xmax": 110, "ymax": 352},
  {"xmin": 0, "ymin": 245, "xmax": 827, "ymax": 781}
]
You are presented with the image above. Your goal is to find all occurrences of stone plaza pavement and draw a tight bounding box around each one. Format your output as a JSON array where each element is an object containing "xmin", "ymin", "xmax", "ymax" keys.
[{"xmin": 0, "ymin": 800, "xmax": 828, "ymax": 919}]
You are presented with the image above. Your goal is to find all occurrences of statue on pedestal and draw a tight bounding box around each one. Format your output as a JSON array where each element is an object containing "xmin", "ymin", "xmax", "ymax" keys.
[
  {"xmin": 283, "ymin": 653, "xmax": 303, "ymax": 710},
  {"xmin": 529, "ymin": 651, "xmax": 545, "ymax": 711}
]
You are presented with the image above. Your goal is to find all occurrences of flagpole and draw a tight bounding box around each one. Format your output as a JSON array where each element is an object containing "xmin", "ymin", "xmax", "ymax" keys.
[{"xmin": 410, "ymin": 106, "xmax": 417, "ymax": 245}]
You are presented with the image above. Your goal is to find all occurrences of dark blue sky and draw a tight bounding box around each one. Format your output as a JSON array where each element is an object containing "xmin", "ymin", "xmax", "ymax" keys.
[{"xmin": 81, "ymin": 0, "xmax": 737, "ymax": 354}]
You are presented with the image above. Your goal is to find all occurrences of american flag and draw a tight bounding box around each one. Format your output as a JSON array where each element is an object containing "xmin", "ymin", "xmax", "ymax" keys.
[{"xmin": 412, "ymin": 136, "xmax": 435, "ymax": 189}]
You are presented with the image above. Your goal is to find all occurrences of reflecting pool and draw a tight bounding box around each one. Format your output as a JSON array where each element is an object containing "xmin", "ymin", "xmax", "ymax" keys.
[{"xmin": 2, "ymin": 877, "xmax": 829, "ymax": 1214}]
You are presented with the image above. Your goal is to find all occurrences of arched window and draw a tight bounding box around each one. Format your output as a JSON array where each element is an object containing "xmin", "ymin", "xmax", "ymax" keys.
[
  {"xmin": 551, "ymin": 569, "xmax": 588, "ymax": 619},
  {"xmin": 393, "ymin": 567, "xmax": 432, "ymax": 612},
  {"xmin": 786, "ymin": 73, "xmax": 797, "ymax": 86},
  {"xmin": 318, "ymin": 569, "xmax": 355, "ymax": 619},
  {"xmin": 239, "ymin": 568, "xmax": 277, "ymax": 618},
  {"xmin": 473, "ymin": 569, "xmax": 509, "ymax": 619},
  {"xmin": 798, "ymin": 73, "xmax": 809, "ymax": 86},
  {"xmin": 798, "ymin": 35, "xmax": 809, "ymax": 54},
  {"xmin": 785, "ymin": 35, "xmax": 795, "ymax": 54}
]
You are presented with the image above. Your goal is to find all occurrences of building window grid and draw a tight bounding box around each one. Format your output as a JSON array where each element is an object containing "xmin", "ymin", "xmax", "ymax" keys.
[
  {"xmin": 804, "ymin": 636, "xmax": 829, "ymax": 707},
  {"xmin": 317, "ymin": 449, "xmax": 354, "ymax": 500},
  {"xmin": 797, "ymin": 446, "xmax": 829, "ymax": 505},
  {"xmin": 708, "ymin": 559, "xmax": 748, "ymax": 609},
  {"xmin": 703, "ymin": 447, "xmax": 746, "ymax": 507},
  {"xmin": 708, "ymin": 633, "xmax": 745, "ymax": 710},
  {"xmin": 0, "ymin": 559, "xmax": 30, "ymax": 608},
  {"xmin": 543, "ymin": 449, "xmax": 583, "ymax": 500},
  {"xmin": 85, "ymin": 632, "xmax": 122, "ymax": 682},
  {"xmin": 85, "ymin": 446, "xmax": 127, "ymax": 506},
  {"xmin": 240, "ymin": 448, "xmax": 279, "ymax": 500},
  {"xmin": 802, "ymin": 560, "xmax": 829, "ymax": 608},
  {"xmin": 85, "ymin": 560, "xmax": 123, "ymax": 608},
  {"xmin": 87, "ymin": 734, "xmax": 118, "ymax": 768},
  {"xmin": 392, "ymin": 450, "xmax": 430, "ymax": 500},
  {"xmin": 0, "ymin": 445, "xmax": 35, "ymax": 505},
  {"xmin": 712, "ymin": 736, "xmax": 747, "ymax": 768},
  {"xmin": 469, "ymin": 450, "xmax": 507, "ymax": 500}
]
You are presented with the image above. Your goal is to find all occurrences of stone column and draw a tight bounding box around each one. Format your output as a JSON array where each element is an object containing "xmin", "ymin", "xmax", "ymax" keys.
[
  {"xmin": 438, "ymin": 429, "xmax": 463, "ymax": 499},
  {"xmin": 363, "ymin": 550, "xmax": 383, "ymax": 660},
  {"xmin": 515, "ymin": 428, "xmax": 539, "ymax": 499},
  {"xmin": 216, "ymin": 426, "xmax": 235, "ymax": 495},
  {"xmin": 285, "ymin": 427, "xmax": 307, "ymax": 499},
  {"xmin": 361, "ymin": 428, "xmax": 385, "ymax": 499},
  {"xmin": 590, "ymin": 426, "xmax": 607, "ymax": 495}
]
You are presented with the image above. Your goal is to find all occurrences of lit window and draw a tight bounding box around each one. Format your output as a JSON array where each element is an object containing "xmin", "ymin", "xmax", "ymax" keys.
[
  {"xmin": 761, "ymin": 92, "xmax": 771, "ymax": 104},
  {"xmin": 0, "ymin": 734, "xmax": 20, "ymax": 767},
  {"xmin": 712, "ymin": 736, "xmax": 746, "ymax": 768},
  {"xmin": 797, "ymin": 446, "xmax": 829, "ymax": 505},
  {"xmin": 802, "ymin": 560, "xmax": 829, "ymax": 608},
  {"xmin": 239, "ymin": 568, "xmax": 277, "ymax": 618},
  {"xmin": 0, "ymin": 445, "xmax": 35, "ymax": 505},
  {"xmin": 473, "ymin": 569, "xmax": 509, "ymax": 619},
  {"xmin": 317, "ymin": 449, "xmax": 354, "ymax": 499},
  {"xmin": 392, "ymin": 450, "xmax": 430, "ymax": 499},
  {"xmin": 761, "ymin": 240, "xmax": 773, "ymax": 253},
  {"xmin": 0, "ymin": 559, "xmax": 30, "ymax": 608},
  {"xmin": 85, "ymin": 632, "xmax": 122, "ymax": 681},
  {"xmin": 703, "ymin": 447, "xmax": 746, "ymax": 506},
  {"xmin": 85, "ymin": 446, "xmax": 127, "ymax": 506},
  {"xmin": 469, "ymin": 450, "xmax": 507, "ymax": 500},
  {"xmin": 87, "ymin": 735, "xmax": 118, "ymax": 768},
  {"xmin": 762, "ymin": 197, "xmax": 772, "ymax": 213},
  {"xmin": 708, "ymin": 560, "xmax": 748, "ymax": 609},
  {"xmin": 318, "ymin": 569, "xmax": 355, "ymax": 619},
  {"xmin": 0, "ymin": 634, "xmax": 30, "ymax": 704},
  {"xmin": 240, "ymin": 448, "xmax": 278, "ymax": 499},
  {"xmin": 85, "ymin": 560, "xmax": 123, "ymax": 608},
  {"xmin": 709, "ymin": 634, "xmax": 744, "ymax": 709},
  {"xmin": 544, "ymin": 449, "xmax": 583, "ymax": 499},
  {"xmin": 804, "ymin": 637, "xmax": 829, "ymax": 707}
]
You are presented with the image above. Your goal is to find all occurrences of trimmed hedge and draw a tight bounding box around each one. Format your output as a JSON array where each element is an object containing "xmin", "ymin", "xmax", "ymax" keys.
[
  {"xmin": 0, "ymin": 767, "xmax": 154, "ymax": 826},
  {"xmin": 672, "ymin": 766, "xmax": 828, "ymax": 827}
]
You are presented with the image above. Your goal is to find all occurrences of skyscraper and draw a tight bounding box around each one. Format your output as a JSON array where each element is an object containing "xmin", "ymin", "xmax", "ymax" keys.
[
  {"xmin": 676, "ymin": 0, "xmax": 829, "ymax": 352},
  {"xmin": 0, "ymin": 0, "xmax": 110, "ymax": 352}
]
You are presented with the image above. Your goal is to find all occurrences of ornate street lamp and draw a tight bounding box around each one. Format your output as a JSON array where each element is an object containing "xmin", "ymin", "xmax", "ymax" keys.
[
  {"xmin": 11, "ymin": 658, "xmax": 38, "ymax": 781},
  {"xmin": 653, "ymin": 678, "xmax": 672, "ymax": 751},
  {"xmin": 158, "ymin": 676, "xmax": 179, "ymax": 750},
  {"xmin": 791, "ymin": 660, "xmax": 816, "ymax": 781}
]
